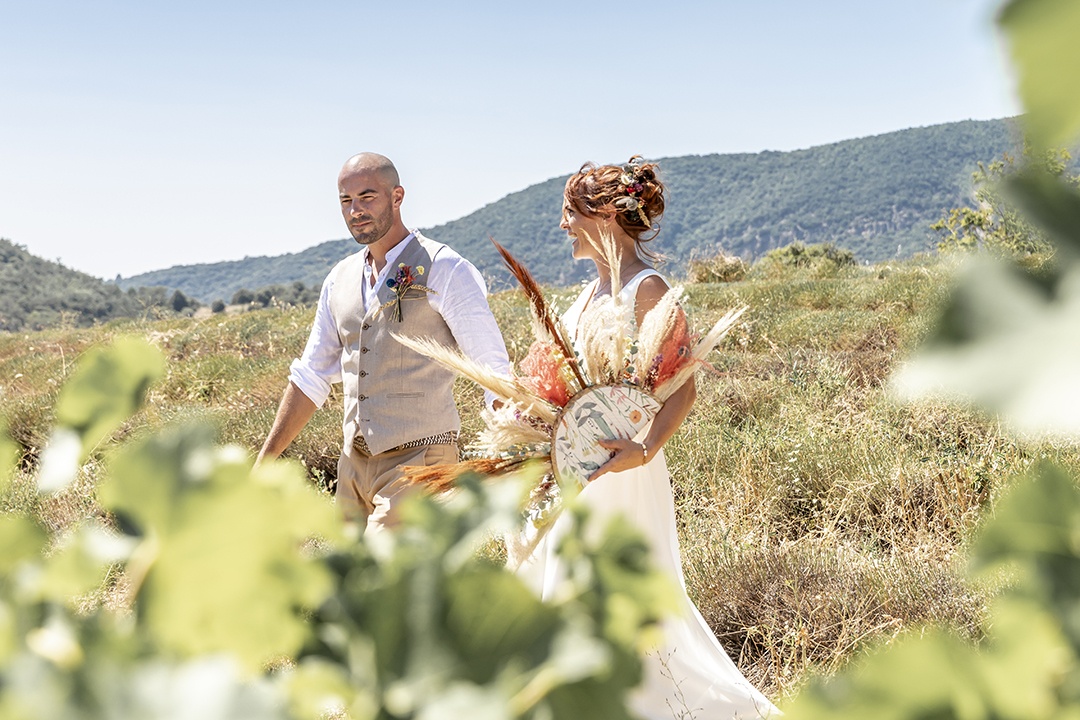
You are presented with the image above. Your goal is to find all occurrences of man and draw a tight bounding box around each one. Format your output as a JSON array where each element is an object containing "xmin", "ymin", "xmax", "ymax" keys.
[{"xmin": 257, "ymin": 153, "xmax": 509, "ymax": 533}]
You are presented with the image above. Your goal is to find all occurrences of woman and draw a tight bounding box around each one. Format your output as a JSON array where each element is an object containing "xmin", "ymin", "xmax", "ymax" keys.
[{"xmin": 522, "ymin": 157, "xmax": 778, "ymax": 719}]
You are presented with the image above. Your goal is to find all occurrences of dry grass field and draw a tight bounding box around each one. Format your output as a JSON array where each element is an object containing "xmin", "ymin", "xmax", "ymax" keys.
[{"xmin": 3, "ymin": 251, "xmax": 1077, "ymax": 701}]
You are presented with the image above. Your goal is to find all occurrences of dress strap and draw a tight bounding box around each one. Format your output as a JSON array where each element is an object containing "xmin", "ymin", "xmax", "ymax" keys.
[{"xmin": 620, "ymin": 268, "xmax": 667, "ymax": 304}]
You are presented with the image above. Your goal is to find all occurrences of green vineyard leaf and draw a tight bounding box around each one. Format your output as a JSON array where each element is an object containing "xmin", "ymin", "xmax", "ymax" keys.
[
  {"xmin": 0, "ymin": 515, "xmax": 47, "ymax": 577},
  {"xmin": 999, "ymin": 0, "xmax": 1080, "ymax": 149},
  {"xmin": 890, "ymin": 257, "xmax": 1080, "ymax": 440},
  {"xmin": 101, "ymin": 425, "xmax": 337, "ymax": 671},
  {"xmin": 54, "ymin": 336, "xmax": 164, "ymax": 460}
]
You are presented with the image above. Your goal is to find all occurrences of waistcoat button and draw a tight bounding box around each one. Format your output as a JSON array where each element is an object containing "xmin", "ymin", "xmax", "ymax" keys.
[
  {"xmin": 362, "ymin": 323, "xmax": 370, "ymax": 330},
  {"xmin": 359, "ymin": 370, "xmax": 368, "ymax": 377},
  {"xmin": 358, "ymin": 395, "xmax": 367, "ymax": 401},
  {"xmin": 361, "ymin": 347, "xmax": 369, "ymax": 354}
]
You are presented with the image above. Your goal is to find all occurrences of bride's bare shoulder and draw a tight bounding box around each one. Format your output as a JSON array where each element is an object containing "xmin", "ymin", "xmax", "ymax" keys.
[{"xmin": 633, "ymin": 273, "xmax": 672, "ymax": 318}]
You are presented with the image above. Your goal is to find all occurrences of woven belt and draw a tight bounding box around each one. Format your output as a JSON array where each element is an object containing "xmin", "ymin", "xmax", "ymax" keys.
[{"xmin": 352, "ymin": 431, "xmax": 459, "ymax": 457}]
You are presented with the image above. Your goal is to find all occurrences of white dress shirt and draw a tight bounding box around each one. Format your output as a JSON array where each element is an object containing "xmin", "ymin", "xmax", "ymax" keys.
[{"xmin": 289, "ymin": 231, "xmax": 509, "ymax": 408}]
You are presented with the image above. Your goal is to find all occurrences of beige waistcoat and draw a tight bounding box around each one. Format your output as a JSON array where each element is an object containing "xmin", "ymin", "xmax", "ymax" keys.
[{"xmin": 328, "ymin": 234, "xmax": 460, "ymax": 456}]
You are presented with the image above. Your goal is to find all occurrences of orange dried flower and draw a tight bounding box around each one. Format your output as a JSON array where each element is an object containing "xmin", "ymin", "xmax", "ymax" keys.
[
  {"xmin": 519, "ymin": 341, "xmax": 571, "ymax": 407},
  {"xmin": 652, "ymin": 314, "xmax": 695, "ymax": 389}
]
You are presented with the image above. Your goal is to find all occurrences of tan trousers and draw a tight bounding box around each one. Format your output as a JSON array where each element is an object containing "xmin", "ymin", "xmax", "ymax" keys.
[{"xmin": 335, "ymin": 442, "xmax": 459, "ymax": 534}]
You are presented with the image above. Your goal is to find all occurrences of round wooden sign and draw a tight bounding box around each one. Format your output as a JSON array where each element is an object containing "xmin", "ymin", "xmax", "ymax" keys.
[{"xmin": 551, "ymin": 384, "xmax": 662, "ymax": 488}]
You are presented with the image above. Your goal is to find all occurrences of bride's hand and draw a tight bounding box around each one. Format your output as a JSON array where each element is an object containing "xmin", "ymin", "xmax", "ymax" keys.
[{"xmin": 587, "ymin": 438, "xmax": 646, "ymax": 482}]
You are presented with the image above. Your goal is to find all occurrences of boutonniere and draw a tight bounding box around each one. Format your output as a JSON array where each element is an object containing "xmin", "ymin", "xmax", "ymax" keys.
[{"xmin": 377, "ymin": 263, "xmax": 438, "ymax": 322}]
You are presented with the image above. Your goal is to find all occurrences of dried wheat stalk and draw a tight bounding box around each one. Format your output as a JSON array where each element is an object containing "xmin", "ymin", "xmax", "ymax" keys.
[
  {"xmin": 391, "ymin": 332, "xmax": 558, "ymax": 425},
  {"xmin": 654, "ymin": 305, "xmax": 749, "ymax": 401}
]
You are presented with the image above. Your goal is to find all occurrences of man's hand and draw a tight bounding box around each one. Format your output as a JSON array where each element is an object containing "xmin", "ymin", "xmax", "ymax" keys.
[{"xmin": 255, "ymin": 382, "xmax": 318, "ymax": 468}]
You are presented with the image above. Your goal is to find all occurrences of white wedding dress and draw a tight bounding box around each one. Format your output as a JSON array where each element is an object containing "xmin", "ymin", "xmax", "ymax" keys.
[{"xmin": 520, "ymin": 270, "xmax": 779, "ymax": 720}]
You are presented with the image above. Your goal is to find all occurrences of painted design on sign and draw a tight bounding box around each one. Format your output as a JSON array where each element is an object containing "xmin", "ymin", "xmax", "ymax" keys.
[{"xmin": 552, "ymin": 384, "xmax": 662, "ymax": 488}]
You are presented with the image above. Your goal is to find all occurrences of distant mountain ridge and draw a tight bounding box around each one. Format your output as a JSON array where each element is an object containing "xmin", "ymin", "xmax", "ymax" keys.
[
  {"xmin": 116, "ymin": 118, "xmax": 1021, "ymax": 301},
  {"xmin": 0, "ymin": 239, "xmax": 192, "ymax": 332}
]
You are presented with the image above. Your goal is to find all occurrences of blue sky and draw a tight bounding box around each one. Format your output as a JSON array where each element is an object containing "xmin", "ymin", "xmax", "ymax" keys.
[{"xmin": 0, "ymin": 0, "xmax": 1017, "ymax": 279}]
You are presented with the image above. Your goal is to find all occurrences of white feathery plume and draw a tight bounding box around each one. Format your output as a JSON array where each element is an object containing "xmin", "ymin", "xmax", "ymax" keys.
[
  {"xmin": 575, "ymin": 296, "xmax": 635, "ymax": 385},
  {"xmin": 653, "ymin": 305, "xmax": 749, "ymax": 402},
  {"xmin": 529, "ymin": 314, "xmax": 557, "ymax": 352},
  {"xmin": 474, "ymin": 404, "xmax": 552, "ymax": 454},
  {"xmin": 505, "ymin": 511, "xmax": 560, "ymax": 572},
  {"xmin": 391, "ymin": 332, "xmax": 558, "ymax": 425},
  {"xmin": 575, "ymin": 298, "xmax": 612, "ymax": 384},
  {"xmin": 595, "ymin": 227, "xmax": 625, "ymax": 299},
  {"xmin": 575, "ymin": 227, "xmax": 631, "ymax": 383},
  {"xmin": 635, "ymin": 286, "xmax": 684, "ymax": 381}
]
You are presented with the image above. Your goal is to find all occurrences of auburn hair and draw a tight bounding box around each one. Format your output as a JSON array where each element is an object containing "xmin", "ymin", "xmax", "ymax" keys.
[{"xmin": 563, "ymin": 155, "xmax": 666, "ymax": 263}]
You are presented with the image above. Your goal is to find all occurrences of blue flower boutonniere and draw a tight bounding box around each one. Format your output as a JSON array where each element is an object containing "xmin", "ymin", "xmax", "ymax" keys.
[{"xmin": 377, "ymin": 263, "xmax": 438, "ymax": 322}]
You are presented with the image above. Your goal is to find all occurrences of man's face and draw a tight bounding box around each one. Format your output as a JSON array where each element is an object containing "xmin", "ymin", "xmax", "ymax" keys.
[{"xmin": 339, "ymin": 168, "xmax": 400, "ymax": 245}]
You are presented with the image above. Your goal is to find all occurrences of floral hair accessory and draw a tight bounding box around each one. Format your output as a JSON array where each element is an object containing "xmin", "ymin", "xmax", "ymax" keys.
[
  {"xmin": 378, "ymin": 262, "xmax": 438, "ymax": 322},
  {"xmin": 616, "ymin": 158, "xmax": 651, "ymax": 227}
]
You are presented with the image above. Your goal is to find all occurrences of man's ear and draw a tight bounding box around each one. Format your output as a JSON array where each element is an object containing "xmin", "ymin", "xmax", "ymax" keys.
[{"xmin": 392, "ymin": 186, "xmax": 405, "ymax": 208}]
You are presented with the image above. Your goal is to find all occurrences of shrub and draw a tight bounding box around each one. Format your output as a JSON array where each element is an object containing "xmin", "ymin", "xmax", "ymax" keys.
[
  {"xmin": 211, "ymin": 299, "xmax": 226, "ymax": 313},
  {"xmin": 931, "ymin": 147, "xmax": 1075, "ymax": 257},
  {"xmin": 255, "ymin": 287, "xmax": 277, "ymax": 306},
  {"xmin": 170, "ymin": 289, "xmax": 190, "ymax": 312},
  {"xmin": 687, "ymin": 249, "xmax": 748, "ymax": 283},
  {"xmin": 764, "ymin": 241, "xmax": 856, "ymax": 268},
  {"xmin": 230, "ymin": 288, "xmax": 255, "ymax": 305}
]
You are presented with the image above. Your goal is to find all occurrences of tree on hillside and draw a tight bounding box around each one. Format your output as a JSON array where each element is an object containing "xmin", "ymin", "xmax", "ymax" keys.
[
  {"xmin": 932, "ymin": 146, "xmax": 1079, "ymax": 256},
  {"xmin": 170, "ymin": 289, "xmax": 190, "ymax": 313},
  {"xmin": 231, "ymin": 288, "xmax": 255, "ymax": 305}
]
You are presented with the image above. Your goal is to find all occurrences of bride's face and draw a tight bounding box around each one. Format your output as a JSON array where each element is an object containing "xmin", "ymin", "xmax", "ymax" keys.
[{"xmin": 560, "ymin": 200, "xmax": 605, "ymax": 260}]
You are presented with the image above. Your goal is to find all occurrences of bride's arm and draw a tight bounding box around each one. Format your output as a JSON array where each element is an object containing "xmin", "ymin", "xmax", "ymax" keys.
[
  {"xmin": 588, "ymin": 378, "xmax": 696, "ymax": 481},
  {"xmin": 587, "ymin": 275, "xmax": 697, "ymax": 481}
]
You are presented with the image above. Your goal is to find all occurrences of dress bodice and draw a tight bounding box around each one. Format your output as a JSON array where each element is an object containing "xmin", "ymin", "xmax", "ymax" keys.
[{"xmin": 562, "ymin": 268, "xmax": 666, "ymax": 344}]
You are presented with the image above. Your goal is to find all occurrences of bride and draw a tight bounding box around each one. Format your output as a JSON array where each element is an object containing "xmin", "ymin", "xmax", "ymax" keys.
[{"xmin": 519, "ymin": 157, "xmax": 779, "ymax": 719}]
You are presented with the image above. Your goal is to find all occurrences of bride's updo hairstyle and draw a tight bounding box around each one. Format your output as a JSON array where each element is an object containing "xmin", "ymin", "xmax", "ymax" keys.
[{"xmin": 564, "ymin": 155, "xmax": 666, "ymax": 263}]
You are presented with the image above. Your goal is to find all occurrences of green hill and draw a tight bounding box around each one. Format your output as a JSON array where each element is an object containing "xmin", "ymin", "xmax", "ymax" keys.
[
  {"xmin": 112, "ymin": 239, "xmax": 356, "ymax": 306},
  {"xmin": 116, "ymin": 117, "xmax": 1021, "ymax": 300},
  {"xmin": 0, "ymin": 239, "xmax": 195, "ymax": 332}
]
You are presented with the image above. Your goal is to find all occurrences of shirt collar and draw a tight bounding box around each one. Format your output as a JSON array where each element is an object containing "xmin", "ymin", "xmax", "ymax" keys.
[{"xmin": 362, "ymin": 230, "xmax": 417, "ymax": 276}]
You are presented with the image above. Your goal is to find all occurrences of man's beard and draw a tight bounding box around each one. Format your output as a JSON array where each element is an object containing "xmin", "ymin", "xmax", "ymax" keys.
[{"xmin": 349, "ymin": 205, "xmax": 394, "ymax": 245}]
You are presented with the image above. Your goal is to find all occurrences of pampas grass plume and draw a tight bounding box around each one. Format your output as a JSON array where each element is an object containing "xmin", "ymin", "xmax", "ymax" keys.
[
  {"xmin": 654, "ymin": 305, "xmax": 748, "ymax": 401},
  {"xmin": 391, "ymin": 332, "xmax": 558, "ymax": 425},
  {"xmin": 476, "ymin": 403, "xmax": 552, "ymax": 454},
  {"xmin": 636, "ymin": 286, "xmax": 684, "ymax": 380}
]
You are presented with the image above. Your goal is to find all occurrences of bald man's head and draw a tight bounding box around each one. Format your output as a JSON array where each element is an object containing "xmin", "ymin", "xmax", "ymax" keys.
[
  {"xmin": 339, "ymin": 152, "xmax": 400, "ymax": 189},
  {"xmin": 338, "ymin": 153, "xmax": 408, "ymax": 247}
]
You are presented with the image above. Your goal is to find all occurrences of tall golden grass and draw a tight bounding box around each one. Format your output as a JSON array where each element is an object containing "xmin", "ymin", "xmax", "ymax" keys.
[{"xmin": 3, "ymin": 253, "xmax": 1077, "ymax": 699}]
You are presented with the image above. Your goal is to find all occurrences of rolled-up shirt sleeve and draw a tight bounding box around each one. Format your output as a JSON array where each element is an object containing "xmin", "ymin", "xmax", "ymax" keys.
[
  {"xmin": 288, "ymin": 270, "xmax": 343, "ymax": 408},
  {"xmin": 428, "ymin": 248, "xmax": 511, "ymax": 406}
]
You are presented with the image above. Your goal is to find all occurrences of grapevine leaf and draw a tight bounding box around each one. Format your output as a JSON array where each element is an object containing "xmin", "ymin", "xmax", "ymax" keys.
[
  {"xmin": 101, "ymin": 425, "xmax": 337, "ymax": 670},
  {"xmin": 999, "ymin": 0, "xmax": 1080, "ymax": 149},
  {"xmin": 42, "ymin": 337, "xmax": 163, "ymax": 492}
]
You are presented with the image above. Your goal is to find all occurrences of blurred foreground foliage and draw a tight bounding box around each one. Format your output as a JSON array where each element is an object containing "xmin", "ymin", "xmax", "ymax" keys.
[
  {"xmin": 931, "ymin": 146, "xmax": 1077, "ymax": 257},
  {"xmin": 3, "ymin": 0, "xmax": 1080, "ymax": 716},
  {"xmin": 0, "ymin": 339, "xmax": 677, "ymax": 718},
  {"xmin": 787, "ymin": 0, "xmax": 1080, "ymax": 717}
]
